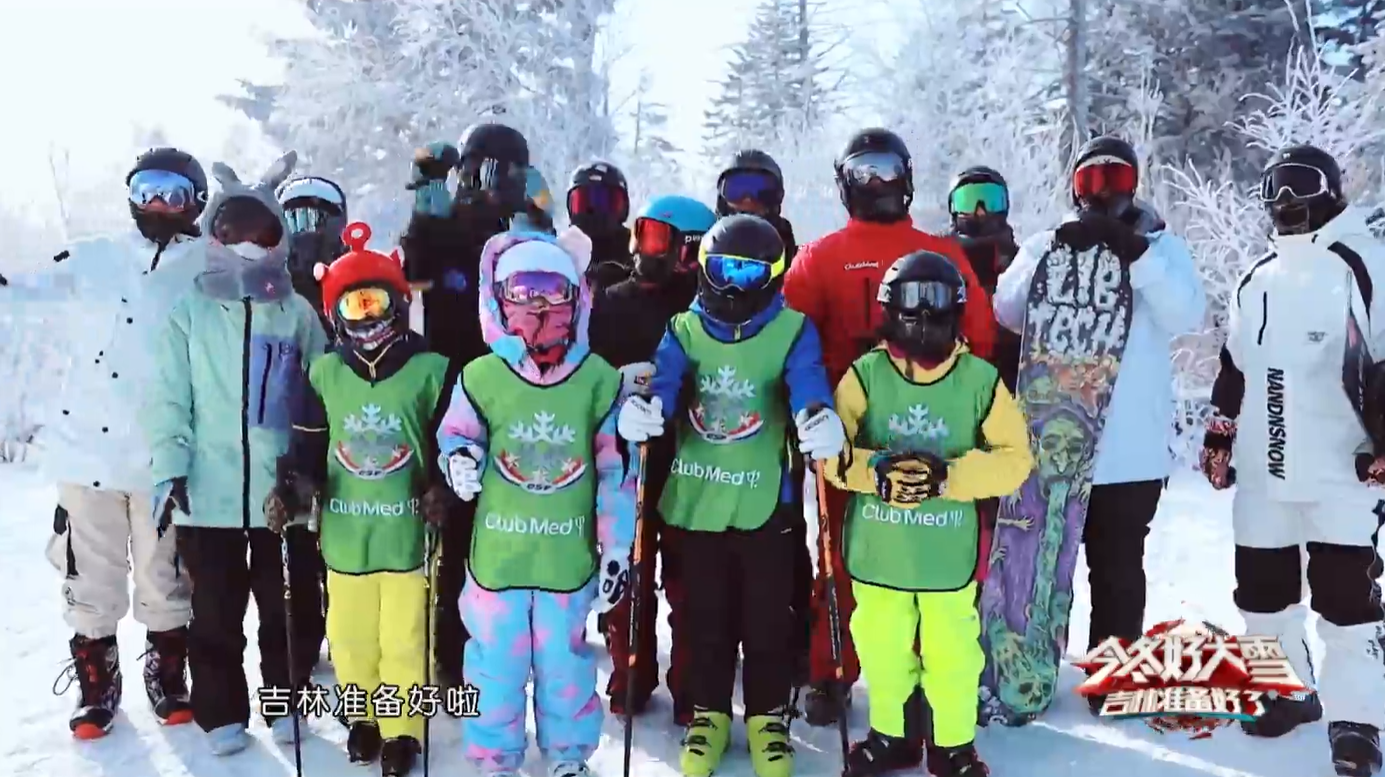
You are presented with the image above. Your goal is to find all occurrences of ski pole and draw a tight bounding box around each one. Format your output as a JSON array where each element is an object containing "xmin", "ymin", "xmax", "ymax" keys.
[
  {"xmin": 422, "ymin": 524, "xmax": 439, "ymax": 777},
  {"xmin": 280, "ymin": 523, "xmax": 305, "ymax": 777},
  {"xmin": 622, "ymin": 442, "xmax": 649, "ymax": 777},
  {"xmin": 813, "ymin": 462, "xmax": 850, "ymax": 775}
]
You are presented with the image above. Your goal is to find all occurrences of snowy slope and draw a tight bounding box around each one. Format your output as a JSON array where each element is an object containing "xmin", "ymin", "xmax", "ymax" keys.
[{"xmin": 0, "ymin": 463, "xmax": 1339, "ymax": 776}]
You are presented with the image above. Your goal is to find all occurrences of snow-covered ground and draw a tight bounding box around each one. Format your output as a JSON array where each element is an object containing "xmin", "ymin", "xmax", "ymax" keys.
[{"xmin": 0, "ymin": 463, "xmax": 1338, "ymax": 776}]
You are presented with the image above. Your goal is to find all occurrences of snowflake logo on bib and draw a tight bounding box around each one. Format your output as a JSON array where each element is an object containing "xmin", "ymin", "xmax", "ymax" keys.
[
  {"xmin": 887, "ymin": 404, "xmax": 949, "ymax": 452},
  {"xmin": 496, "ymin": 411, "xmax": 587, "ymax": 493},
  {"xmin": 689, "ymin": 365, "xmax": 763, "ymax": 444},
  {"xmin": 334, "ymin": 404, "xmax": 413, "ymax": 480}
]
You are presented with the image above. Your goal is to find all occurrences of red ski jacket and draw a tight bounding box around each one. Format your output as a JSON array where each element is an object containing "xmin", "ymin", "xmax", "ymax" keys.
[{"xmin": 783, "ymin": 218, "xmax": 996, "ymax": 386}]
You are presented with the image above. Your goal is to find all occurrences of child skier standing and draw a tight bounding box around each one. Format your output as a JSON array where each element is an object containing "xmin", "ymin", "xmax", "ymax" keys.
[
  {"xmin": 266, "ymin": 221, "xmax": 459, "ymax": 776},
  {"xmin": 825, "ymin": 250, "xmax": 1032, "ymax": 777},
  {"xmin": 140, "ymin": 154, "xmax": 329, "ymax": 755},
  {"xmin": 437, "ymin": 226, "xmax": 635, "ymax": 777},
  {"xmin": 617, "ymin": 214, "xmax": 844, "ymax": 777}
]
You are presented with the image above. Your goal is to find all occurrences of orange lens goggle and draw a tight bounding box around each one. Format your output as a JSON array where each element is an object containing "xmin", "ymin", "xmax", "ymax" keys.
[{"xmin": 336, "ymin": 287, "xmax": 393, "ymax": 322}]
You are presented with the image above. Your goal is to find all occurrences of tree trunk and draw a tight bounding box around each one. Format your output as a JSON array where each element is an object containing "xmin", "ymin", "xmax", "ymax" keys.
[{"xmin": 1065, "ymin": 0, "xmax": 1089, "ymax": 150}]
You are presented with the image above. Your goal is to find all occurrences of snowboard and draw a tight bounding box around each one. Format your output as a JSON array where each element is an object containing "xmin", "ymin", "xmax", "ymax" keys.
[
  {"xmin": 1342, "ymin": 273, "xmax": 1385, "ymax": 453},
  {"xmin": 977, "ymin": 238, "xmax": 1134, "ymax": 726}
]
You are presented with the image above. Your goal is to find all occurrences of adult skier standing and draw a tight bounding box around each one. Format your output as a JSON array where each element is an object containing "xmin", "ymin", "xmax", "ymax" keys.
[
  {"xmin": 946, "ymin": 166, "xmax": 1021, "ymax": 389},
  {"xmin": 5, "ymin": 147, "xmax": 208, "ymax": 739},
  {"xmin": 566, "ymin": 161, "xmax": 633, "ymax": 289},
  {"xmin": 1201, "ymin": 144, "xmax": 1385, "ymax": 777}
]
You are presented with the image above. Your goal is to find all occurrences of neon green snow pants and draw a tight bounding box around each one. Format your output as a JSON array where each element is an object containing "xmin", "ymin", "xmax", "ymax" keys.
[{"xmin": 848, "ymin": 581, "xmax": 982, "ymax": 747}]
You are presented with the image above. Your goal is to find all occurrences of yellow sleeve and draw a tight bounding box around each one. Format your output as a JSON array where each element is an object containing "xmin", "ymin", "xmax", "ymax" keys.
[
  {"xmin": 824, "ymin": 368, "xmax": 885, "ymax": 496},
  {"xmin": 943, "ymin": 380, "xmax": 1034, "ymax": 501}
]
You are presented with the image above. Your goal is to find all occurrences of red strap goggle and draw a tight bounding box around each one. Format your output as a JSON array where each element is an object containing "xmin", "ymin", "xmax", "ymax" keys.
[{"xmin": 1073, "ymin": 160, "xmax": 1137, "ymax": 200}]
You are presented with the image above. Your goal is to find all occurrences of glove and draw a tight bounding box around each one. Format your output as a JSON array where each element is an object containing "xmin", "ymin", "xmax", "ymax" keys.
[
  {"xmin": 151, "ymin": 477, "xmax": 190, "ymax": 539},
  {"xmin": 440, "ymin": 269, "xmax": 470, "ymax": 292},
  {"xmin": 593, "ymin": 547, "xmax": 630, "ymax": 615},
  {"xmin": 795, "ymin": 407, "xmax": 846, "ymax": 461},
  {"xmin": 617, "ymin": 395, "xmax": 664, "ymax": 442},
  {"xmin": 1056, "ymin": 211, "xmax": 1149, "ymax": 264},
  {"xmin": 618, "ymin": 361, "xmax": 655, "ymax": 400},
  {"xmin": 444, "ymin": 445, "xmax": 484, "ymax": 502},
  {"xmin": 409, "ymin": 141, "xmax": 461, "ymax": 217},
  {"xmin": 421, "ymin": 482, "xmax": 455, "ymax": 526},
  {"xmin": 872, "ymin": 451, "xmax": 947, "ymax": 506},
  {"xmin": 264, "ymin": 470, "xmax": 317, "ymax": 534},
  {"xmin": 1200, "ymin": 415, "xmax": 1237, "ymax": 490}
]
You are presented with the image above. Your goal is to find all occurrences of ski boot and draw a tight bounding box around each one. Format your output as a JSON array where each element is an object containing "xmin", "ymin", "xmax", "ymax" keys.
[
  {"xmin": 549, "ymin": 760, "xmax": 594, "ymax": 777},
  {"xmin": 747, "ymin": 707, "xmax": 795, "ymax": 777},
  {"xmin": 845, "ymin": 729, "xmax": 921, "ymax": 776},
  {"xmin": 56, "ymin": 634, "xmax": 122, "ymax": 739},
  {"xmin": 207, "ymin": 723, "xmax": 251, "ymax": 756},
  {"xmin": 1241, "ymin": 691, "xmax": 1323, "ymax": 738},
  {"xmin": 680, "ymin": 709, "xmax": 731, "ymax": 777},
  {"xmin": 1331, "ymin": 721, "xmax": 1382, "ymax": 776},
  {"xmin": 143, "ymin": 627, "xmax": 192, "ymax": 725},
  {"xmin": 928, "ymin": 742, "xmax": 990, "ymax": 777},
  {"xmin": 804, "ymin": 681, "xmax": 850, "ymax": 727},
  {"xmin": 348, "ymin": 720, "xmax": 384, "ymax": 763},
  {"xmin": 380, "ymin": 735, "xmax": 420, "ymax": 776}
]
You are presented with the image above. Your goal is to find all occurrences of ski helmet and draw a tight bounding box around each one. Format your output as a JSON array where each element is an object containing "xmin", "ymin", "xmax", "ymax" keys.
[
  {"xmin": 1071, "ymin": 135, "xmax": 1139, "ymax": 217},
  {"xmin": 716, "ymin": 149, "xmax": 784, "ymax": 216},
  {"xmin": 877, "ymin": 250, "xmax": 967, "ymax": 363},
  {"xmin": 1260, "ymin": 144, "xmax": 1346, "ymax": 236},
  {"xmin": 314, "ymin": 221, "xmax": 411, "ymax": 352},
  {"xmin": 566, "ymin": 160, "xmax": 630, "ymax": 235},
  {"xmin": 126, "ymin": 147, "xmax": 209, "ymax": 242},
  {"xmin": 456, "ymin": 123, "xmax": 530, "ymax": 214},
  {"xmin": 947, "ymin": 166, "xmax": 1011, "ymax": 237},
  {"xmin": 696, "ymin": 214, "xmax": 787, "ymax": 325},
  {"xmin": 835, "ymin": 128, "xmax": 914, "ymax": 222},
  {"xmin": 631, "ymin": 195, "xmax": 718, "ymax": 282}
]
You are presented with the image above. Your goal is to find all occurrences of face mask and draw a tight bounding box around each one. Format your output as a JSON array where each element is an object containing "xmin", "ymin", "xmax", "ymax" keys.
[
  {"xmin": 499, "ymin": 299, "xmax": 576, "ymax": 361},
  {"xmin": 228, "ymin": 242, "xmax": 270, "ymax": 261}
]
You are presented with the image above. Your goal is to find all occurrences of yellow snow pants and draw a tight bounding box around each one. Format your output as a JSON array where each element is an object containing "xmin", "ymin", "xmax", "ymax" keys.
[
  {"xmin": 326, "ymin": 570, "xmax": 428, "ymax": 740},
  {"xmin": 849, "ymin": 581, "xmax": 983, "ymax": 747}
]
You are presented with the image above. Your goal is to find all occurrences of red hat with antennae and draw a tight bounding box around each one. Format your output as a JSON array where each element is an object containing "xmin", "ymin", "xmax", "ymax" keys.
[{"xmin": 313, "ymin": 222, "xmax": 410, "ymax": 317}]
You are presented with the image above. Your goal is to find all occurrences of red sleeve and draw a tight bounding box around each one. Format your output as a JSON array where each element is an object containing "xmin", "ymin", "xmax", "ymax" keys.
[
  {"xmin": 944, "ymin": 242, "xmax": 995, "ymax": 359},
  {"xmin": 783, "ymin": 240, "xmax": 827, "ymax": 325}
]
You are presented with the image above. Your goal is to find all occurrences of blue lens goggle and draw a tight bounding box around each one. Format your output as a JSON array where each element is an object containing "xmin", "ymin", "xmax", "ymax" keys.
[
  {"xmin": 720, "ymin": 170, "xmax": 779, "ymax": 205},
  {"xmin": 128, "ymin": 169, "xmax": 198, "ymax": 211},
  {"xmin": 703, "ymin": 253, "xmax": 777, "ymax": 291}
]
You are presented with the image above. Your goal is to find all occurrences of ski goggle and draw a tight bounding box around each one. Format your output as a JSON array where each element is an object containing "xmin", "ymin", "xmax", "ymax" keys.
[
  {"xmin": 633, "ymin": 217, "xmax": 676, "ymax": 256},
  {"xmin": 878, "ymin": 280, "xmax": 964, "ymax": 314},
  {"xmin": 719, "ymin": 170, "xmax": 780, "ymax": 206},
  {"xmin": 1260, "ymin": 163, "xmax": 1332, "ymax": 203},
  {"xmin": 1073, "ymin": 160, "xmax": 1137, "ymax": 200},
  {"xmin": 336, "ymin": 287, "xmax": 394, "ymax": 322},
  {"xmin": 839, "ymin": 151, "xmax": 909, "ymax": 186},
  {"xmin": 210, "ymin": 198, "xmax": 284, "ymax": 248},
  {"xmin": 702, "ymin": 253, "xmax": 784, "ymax": 292},
  {"xmin": 567, "ymin": 184, "xmax": 629, "ymax": 218},
  {"xmin": 283, "ymin": 202, "xmax": 343, "ymax": 235},
  {"xmin": 459, "ymin": 157, "xmax": 520, "ymax": 192},
  {"xmin": 128, "ymin": 169, "xmax": 200, "ymax": 212},
  {"xmin": 949, "ymin": 182, "xmax": 1009, "ymax": 216},
  {"xmin": 498, "ymin": 271, "xmax": 577, "ymax": 306}
]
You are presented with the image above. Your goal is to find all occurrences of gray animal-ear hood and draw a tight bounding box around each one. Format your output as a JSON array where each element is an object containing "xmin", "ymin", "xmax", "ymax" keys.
[{"xmin": 196, "ymin": 151, "xmax": 299, "ymax": 302}]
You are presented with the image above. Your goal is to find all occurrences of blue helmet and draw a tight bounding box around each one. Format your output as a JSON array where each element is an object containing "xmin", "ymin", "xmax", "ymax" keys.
[
  {"xmin": 630, "ymin": 195, "xmax": 718, "ymax": 281},
  {"xmin": 635, "ymin": 195, "xmax": 717, "ymax": 235}
]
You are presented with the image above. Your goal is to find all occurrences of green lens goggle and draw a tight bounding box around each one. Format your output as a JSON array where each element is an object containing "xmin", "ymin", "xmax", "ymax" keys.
[{"xmin": 949, "ymin": 182, "xmax": 1009, "ymax": 216}]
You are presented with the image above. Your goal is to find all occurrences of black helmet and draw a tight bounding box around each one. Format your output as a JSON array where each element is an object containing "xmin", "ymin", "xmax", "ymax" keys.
[
  {"xmin": 126, "ymin": 147, "xmax": 208, "ymax": 243},
  {"xmin": 1261, "ymin": 143, "xmax": 1346, "ymax": 235},
  {"xmin": 716, "ymin": 149, "xmax": 784, "ymax": 216},
  {"xmin": 877, "ymin": 250, "xmax": 967, "ymax": 362},
  {"xmin": 1071, "ymin": 135, "xmax": 1139, "ymax": 215},
  {"xmin": 456, "ymin": 123, "xmax": 529, "ymax": 214},
  {"xmin": 949, "ymin": 166, "xmax": 1007, "ymax": 196},
  {"xmin": 127, "ymin": 147, "xmax": 209, "ymax": 215},
  {"xmin": 458, "ymin": 122, "xmax": 529, "ymax": 167},
  {"xmin": 566, "ymin": 160, "xmax": 630, "ymax": 233},
  {"xmin": 696, "ymin": 214, "xmax": 786, "ymax": 324},
  {"xmin": 834, "ymin": 128, "xmax": 913, "ymax": 222},
  {"xmin": 947, "ymin": 165, "xmax": 1011, "ymax": 236}
]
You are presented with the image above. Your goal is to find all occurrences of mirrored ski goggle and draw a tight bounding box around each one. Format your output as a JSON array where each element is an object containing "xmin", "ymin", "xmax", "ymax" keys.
[
  {"xmin": 567, "ymin": 183, "xmax": 629, "ymax": 218},
  {"xmin": 283, "ymin": 202, "xmax": 343, "ymax": 235},
  {"xmin": 1260, "ymin": 163, "xmax": 1331, "ymax": 203},
  {"xmin": 210, "ymin": 197, "xmax": 284, "ymax": 248},
  {"xmin": 949, "ymin": 182, "xmax": 1009, "ymax": 216},
  {"xmin": 702, "ymin": 253, "xmax": 784, "ymax": 292},
  {"xmin": 128, "ymin": 169, "xmax": 200, "ymax": 212},
  {"xmin": 497, "ymin": 271, "xmax": 577, "ymax": 306},
  {"xmin": 878, "ymin": 279, "xmax": 964, "ymax": 314},
  {"xmin": 336, "ymin": 287, "xmax": 394, "ymax": 322},
  {"xmin": 719, "ymin": 170, "xmax": 779, "ymax": 206},
  {"xmin": 839, "ymin": 151, "xmax": 909, "ymax": 186},
  {"xmin": 1073, "ymin": 160, "xmax": 1137, "ymax": 200}
]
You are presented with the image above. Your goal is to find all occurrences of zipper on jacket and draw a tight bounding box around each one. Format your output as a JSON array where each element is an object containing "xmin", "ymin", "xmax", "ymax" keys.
[
  {"xmin": 257, "ymin": 342, "xmax": 273, "ymax": 425},
  {"xmin": 241, "ymin": 300, "xmax": 253, "ymax": 530},
  {"xmin": 1257, "ymin": 291, "xmax": 1268, "ymax": 345},
  {"xmin": 148, "ymin": 241, "xmax": 167, "ymax": 273}
]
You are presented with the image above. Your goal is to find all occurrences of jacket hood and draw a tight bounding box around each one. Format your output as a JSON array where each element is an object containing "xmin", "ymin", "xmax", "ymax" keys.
[
  {"xmin": 1271, "ymin": 205, "xmax": 1374, "ymax": 254},
  {"xmin": 196, "ymin": 151, "xmax": 298, "ymax": 302},
  {"xmin": 478, "ymin": 226, "xmax": 595, "ymax": 382}
]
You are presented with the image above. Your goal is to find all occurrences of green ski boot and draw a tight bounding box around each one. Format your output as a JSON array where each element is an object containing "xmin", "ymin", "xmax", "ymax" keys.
[
  {"xmin": 680, "ymin": 710, "xmax": 731, "ymax": 777},
  {"xmin": 746, "ymin": 711, "xmax": 795, "ymax": 777}
]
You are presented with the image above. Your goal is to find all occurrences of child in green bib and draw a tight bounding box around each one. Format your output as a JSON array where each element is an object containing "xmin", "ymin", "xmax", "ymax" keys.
[
  {"xmin": 617, "ymin": 214, "xmax": 845, "ymax": 777},
  {"xmin": 824, "ymin": 250, "xmax": 1032, "ymax": 777}
]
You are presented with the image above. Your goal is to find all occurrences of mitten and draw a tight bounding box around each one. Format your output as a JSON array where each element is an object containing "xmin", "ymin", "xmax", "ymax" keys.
[
  {"xmin": 421, "ymin": 483, "xmax": 455, "ymax": 526},
  {"xmin": 151, "ymin": 477, "xmax": 190, "ymax": 539},
  {"xmin": 1200, "ymin": 415, "xmax": 1237, "ymax": 490},
  {"xmin": 594, "ymin": 548, "xmax": 630, "ymax": 614},
  {"xmin": 872, "ymin": 451, "xmax": 947, "ymax": 507},
  {"xmin": 409, "ymin": 141, "xmax": 461, "ymax": 216}
]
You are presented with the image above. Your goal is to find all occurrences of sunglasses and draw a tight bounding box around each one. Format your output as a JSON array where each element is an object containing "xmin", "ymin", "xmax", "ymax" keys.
[
  {"xmin": 497, "ymin": 271, "xmax": 577, "ymax": 306},
  {"xmin": 128, "ymin": 169, "xmax": 200, "ymax": 212},
  {"xmin": 949, "ymin": 182, "xmax": 1009, "ymax": 216},
  {"xmin": 336, "ymin": 287, "xmax": 393, "ymax": 322}
]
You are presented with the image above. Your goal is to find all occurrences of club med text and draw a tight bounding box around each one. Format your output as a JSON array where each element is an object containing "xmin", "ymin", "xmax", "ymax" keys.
[
  {"xmin": 862, "ymin": 503, "xmax": 964, "ymax": 527},
  {"xmin": 484, "ymin": 513, "xmax": 587, "ymax": 536},
  {"xmin": 672, "ymin": 458, "xmax": 762, "ymax": 487},
  {"xmin": 328, "ymin": 497, "xmax": 420, "ymax": 517}
]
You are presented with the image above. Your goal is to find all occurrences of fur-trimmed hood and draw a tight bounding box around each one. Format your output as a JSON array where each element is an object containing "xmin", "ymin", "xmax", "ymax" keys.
[{"xmin": 195, "ymin": 151, "xmax": 298, "ymax": 302}]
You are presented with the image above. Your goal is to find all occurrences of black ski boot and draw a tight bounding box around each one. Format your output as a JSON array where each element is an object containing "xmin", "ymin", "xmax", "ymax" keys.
[
  {"xmin": 1331, "ymin": 721, "xmax": 1382, "ymax": 776},
  {"xmin": 347, "ymin": 720, "xmax": 383, "ymax": 763},
  {"xmin": 143, "ymin": 627, "xmax": 192, "ymax": 725},
  {"xmin": 380, "ymin": 735, "xmax": 420, "ymax": 776},
  {"xmin": 55, "ymin": 634, "xmax": 122, "ymax": 739},
  {"xmin": 804, "ymin": 681, "xmax": 850, "ymax": 727},
  {"xmin": 844, "ymin": 729, "xmax": 921, "ymax": 776},
  {"xmin": 1241, "ymin": 692, "xmax": 1323, "ymax": 738},
  {"xmin": 927, "ymin": 742, "xmax": 990, "ymax": 777}
]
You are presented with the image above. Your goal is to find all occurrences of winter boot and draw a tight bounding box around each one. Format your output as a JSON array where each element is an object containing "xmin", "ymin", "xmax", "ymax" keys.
[
  {"xmin": 804, "ymin": 681, "xmax": 850, "ymax": 727},
  {"xmin": 57, "ymin": 634, "xmax": 122, "ymax": 740},
  {"xmin": 348, "ymin": 721, "xmax": 384, "ymax": 763},
  {"xmin": 143, "ymin": 627, "xmax": 192, "ymax": 725},
  {"xmin": 207, "ymin": 723, "xmax": 251, "ymax": 756},
  {"xmin": 380, "ymin": 735, "xmax": 420, "ymax": 776},
  {"xmin": 746, "ymin": 708, "xmax": 795, "ymax": 777},
  {"xmin": 270, "ymin": 714, "xmax": 299, "ymax": 745},
  {"xmin": 1331, "ymin": 722, "xmax": 1383, "ymax": 777},
  {"xmin": 680, "ymin": 709, "xmax": 732, "ymax": 777},
  {"xmin": 549, "ymin": 760, "xmax": 594, "ymax": 777},
  {"xmin": 1241, "ymin": 692, "xmax": 1323, "ymax": 738},
  {"xmin": 927, "ymin": 742, "xmax": 990, "ymax": 777},
  {"xmin": 845, "ymin": 729, "xmax": 921, "ymax": 776}
]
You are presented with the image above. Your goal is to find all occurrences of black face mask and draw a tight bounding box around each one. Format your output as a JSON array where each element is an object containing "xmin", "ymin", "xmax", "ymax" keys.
[
  {"xmin": 698, "ymin": 278, "xmax": 778, "ymax": 326},
  {"xmin": 634, "ymin": 253, "xmax": 675, "ymax": 285},
  {"xmin": 885, "ymin": 311, "xmax": 957, "ymax": 363},
  {"xmin": 849, "ymin": 185, "xmax": 910, "ymax": 223},
  {"xmin": 131, "ymin": 207, "xmax": 198, "ymax": 246},
  {"xmin": 954, "ymin": 213, "xmax": 1009, "ymax": 238}
]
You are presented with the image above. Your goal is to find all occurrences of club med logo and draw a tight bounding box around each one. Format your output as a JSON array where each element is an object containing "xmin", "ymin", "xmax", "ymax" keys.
[
  {"xmin": 483, "ymin": 512, "xmax": 588, "ymax": 536},
  {"xmin": 861, "ymin": 503, "xmax": 963, "ymax": 527},
  {"xmin": 844, "ymin": 261, "xmax": 879, "ymax": 270},
  {"xmin": 327, "ymin": 497, "xmax": 420, "ymax": 517},
  {"xmin": 671, "ymin": 458, "xmax": 762, "ymax": 487},
  {"xmin": 1266, "ymin": 367, "xmax": 1286, "ymax": 479}
]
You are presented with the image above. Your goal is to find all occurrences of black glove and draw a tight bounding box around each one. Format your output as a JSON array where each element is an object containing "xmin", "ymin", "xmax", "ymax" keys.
[
  {"xmin": 872, "ymin": 451, "xmax": 948, "ymax": 506},
  {"xmin": 407, "ymin": 141, "xmax": 461, "ymax": 191},
  {"xmin": 264, "ymin": 471, "xmax": 317, "ymax": 534},
  {"xmin": 421, "ymin": 482, "xmax": 456, "ymax": 527},
  {"xmin": 1055, "ymin": 212, "xmax": 1149, "ymax": 264}
]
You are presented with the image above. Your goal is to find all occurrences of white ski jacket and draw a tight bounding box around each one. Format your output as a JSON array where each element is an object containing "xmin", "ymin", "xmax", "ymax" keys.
[
  {"xmin": 1227, "ymin": 206, "xmax": 1385, "ymax": 502},
  {"xmin": 1, "ymin": 229, "xmax": 208, "ymax": 492}
]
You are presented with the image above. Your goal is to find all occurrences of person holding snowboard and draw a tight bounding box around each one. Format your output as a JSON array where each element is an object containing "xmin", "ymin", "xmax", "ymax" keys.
[
  {"xmin": 617, "ymin": 213, "xmax": 844, "ymax": 777},
  {"xmin": 437, "ymin": 226, "xmax": 635, "ymax": 777},
  {"xmin": 267, "ymin": 220, "xmax": 458, "ymax": 776},
  {"xmin": 827, "ymin": 249, "xmax": 1032, "ymax": 777},
  {"xmin": 716, "ymin": 149, "xmax": 799, "ymax": 262},
  {"xmin": 140, "ymin": 153, "xmax": 330, "ymax": 755},
  {"xmin": 946, "ymin": 166, "xmax": 1022, "ymax": 390},
  {"xmin": 782, "ymin": 127, "xmax": 996, "ymax": 728},
  {"xmin": 993, "ymin": 135, "xmax": 1205, "ymax": 714},
  {"xmin": 1201, "ymin": 144, "xmax": 1385, "ymax": 777},
  {"xmin": 588, "ymin": 194, "xmax": 719, "ymax": 723},
  {"xmin": 566, "ymin": 160, "xmax": 634, "ymax": 289}
]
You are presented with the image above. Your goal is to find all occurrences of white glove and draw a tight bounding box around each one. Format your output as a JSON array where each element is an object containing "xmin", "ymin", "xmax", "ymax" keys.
[
  {"xmin": 795, "ymin": 407, "xmax": 846, "ymax": 461},
  {"xmin": 618, "ymin": 361, "xmax": 655, "ymax": 400},
  {"xmin": 617, "ymin": 395, "xmax": 664, "ymax": 442},
  {"xmin": 445, "ymin": 445, "xmax": 484, "ymax": 502},
  {"xmin": 593, "ymin": 547, "xmax": 630, "ymax": 614}
]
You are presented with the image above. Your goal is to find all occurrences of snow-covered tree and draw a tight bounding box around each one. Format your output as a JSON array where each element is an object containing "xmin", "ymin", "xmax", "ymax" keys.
[
  {"xmin": 617, "ymin": 70, "xmax": 685, "ymax": 209},
  {"xmin": 1316, "ymin": 0, "xmax": 1385, "ymax": 73}
]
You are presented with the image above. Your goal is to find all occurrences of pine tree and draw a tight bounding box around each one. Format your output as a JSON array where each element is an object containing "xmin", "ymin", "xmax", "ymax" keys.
[
  {"xmin": 1315, "ymin": 0, "xmax": 1385, "ymax": 74},
  {"xmin": 624, "ymin": 70, "xmax": 683, "ymax": 200}
]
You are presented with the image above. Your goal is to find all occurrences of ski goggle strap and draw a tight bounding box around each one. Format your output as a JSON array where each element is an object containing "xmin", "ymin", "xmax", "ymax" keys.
[
  {"xmin": 949, "ymin": 182, "xmax": 1009, "ymax": 216},
  {"xmin": 210, "ymin": 198, "xmax": 284, "ymax": 248},
  {"xmin": 128, "ymin": 169, "xmax": 199, "ymax": 212},
  {"xmin": 1260, "ymin": 163, "xmax": 1331, "ymax": 203},
  {"xmin": 702, "ymin": 253, "xmax": 786, "ymax": 292},
  {"xmin": 336, "ymin": 287, "xmax": 394, "ymax": 322},
  {"xmin": 840, "ymin": 151, "xmax": 909, "ymax": 186},
  {"xmin": 1073, "ymin": 159, "xmax": 1137, "ymax": 200},
  {"xmin": 498, "ymin": 271, "xmax": 577, "ymax": 306},
  {"xmin": 567, "ymin": 183, "xmax": 629, "ymax": 218},
  {"xmin": 879, "ymin": 280, "xmax": 965, "ymax": 313},
  {"xmin": 719, "ymin": 170, "xmax": 780, "ymax": 205}
]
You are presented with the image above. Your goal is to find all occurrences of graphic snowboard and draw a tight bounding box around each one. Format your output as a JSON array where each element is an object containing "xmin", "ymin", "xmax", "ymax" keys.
[
  {"xmin": 977, "ymin": 238, "xmax": 1133, "ymax": 726},
  {"xmin": 1343, "ymin": 274, "xmax": 1384, "ymax": 452}
]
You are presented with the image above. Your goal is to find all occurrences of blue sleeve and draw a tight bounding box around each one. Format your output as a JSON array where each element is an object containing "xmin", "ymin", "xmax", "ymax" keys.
[
  {"xmin": 650, "ymin": 324, "xmax": 690, "ymax": 423},
  {"xmin": 784, "ymin": 318, "xmax": 833, "ymax": 415}
]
